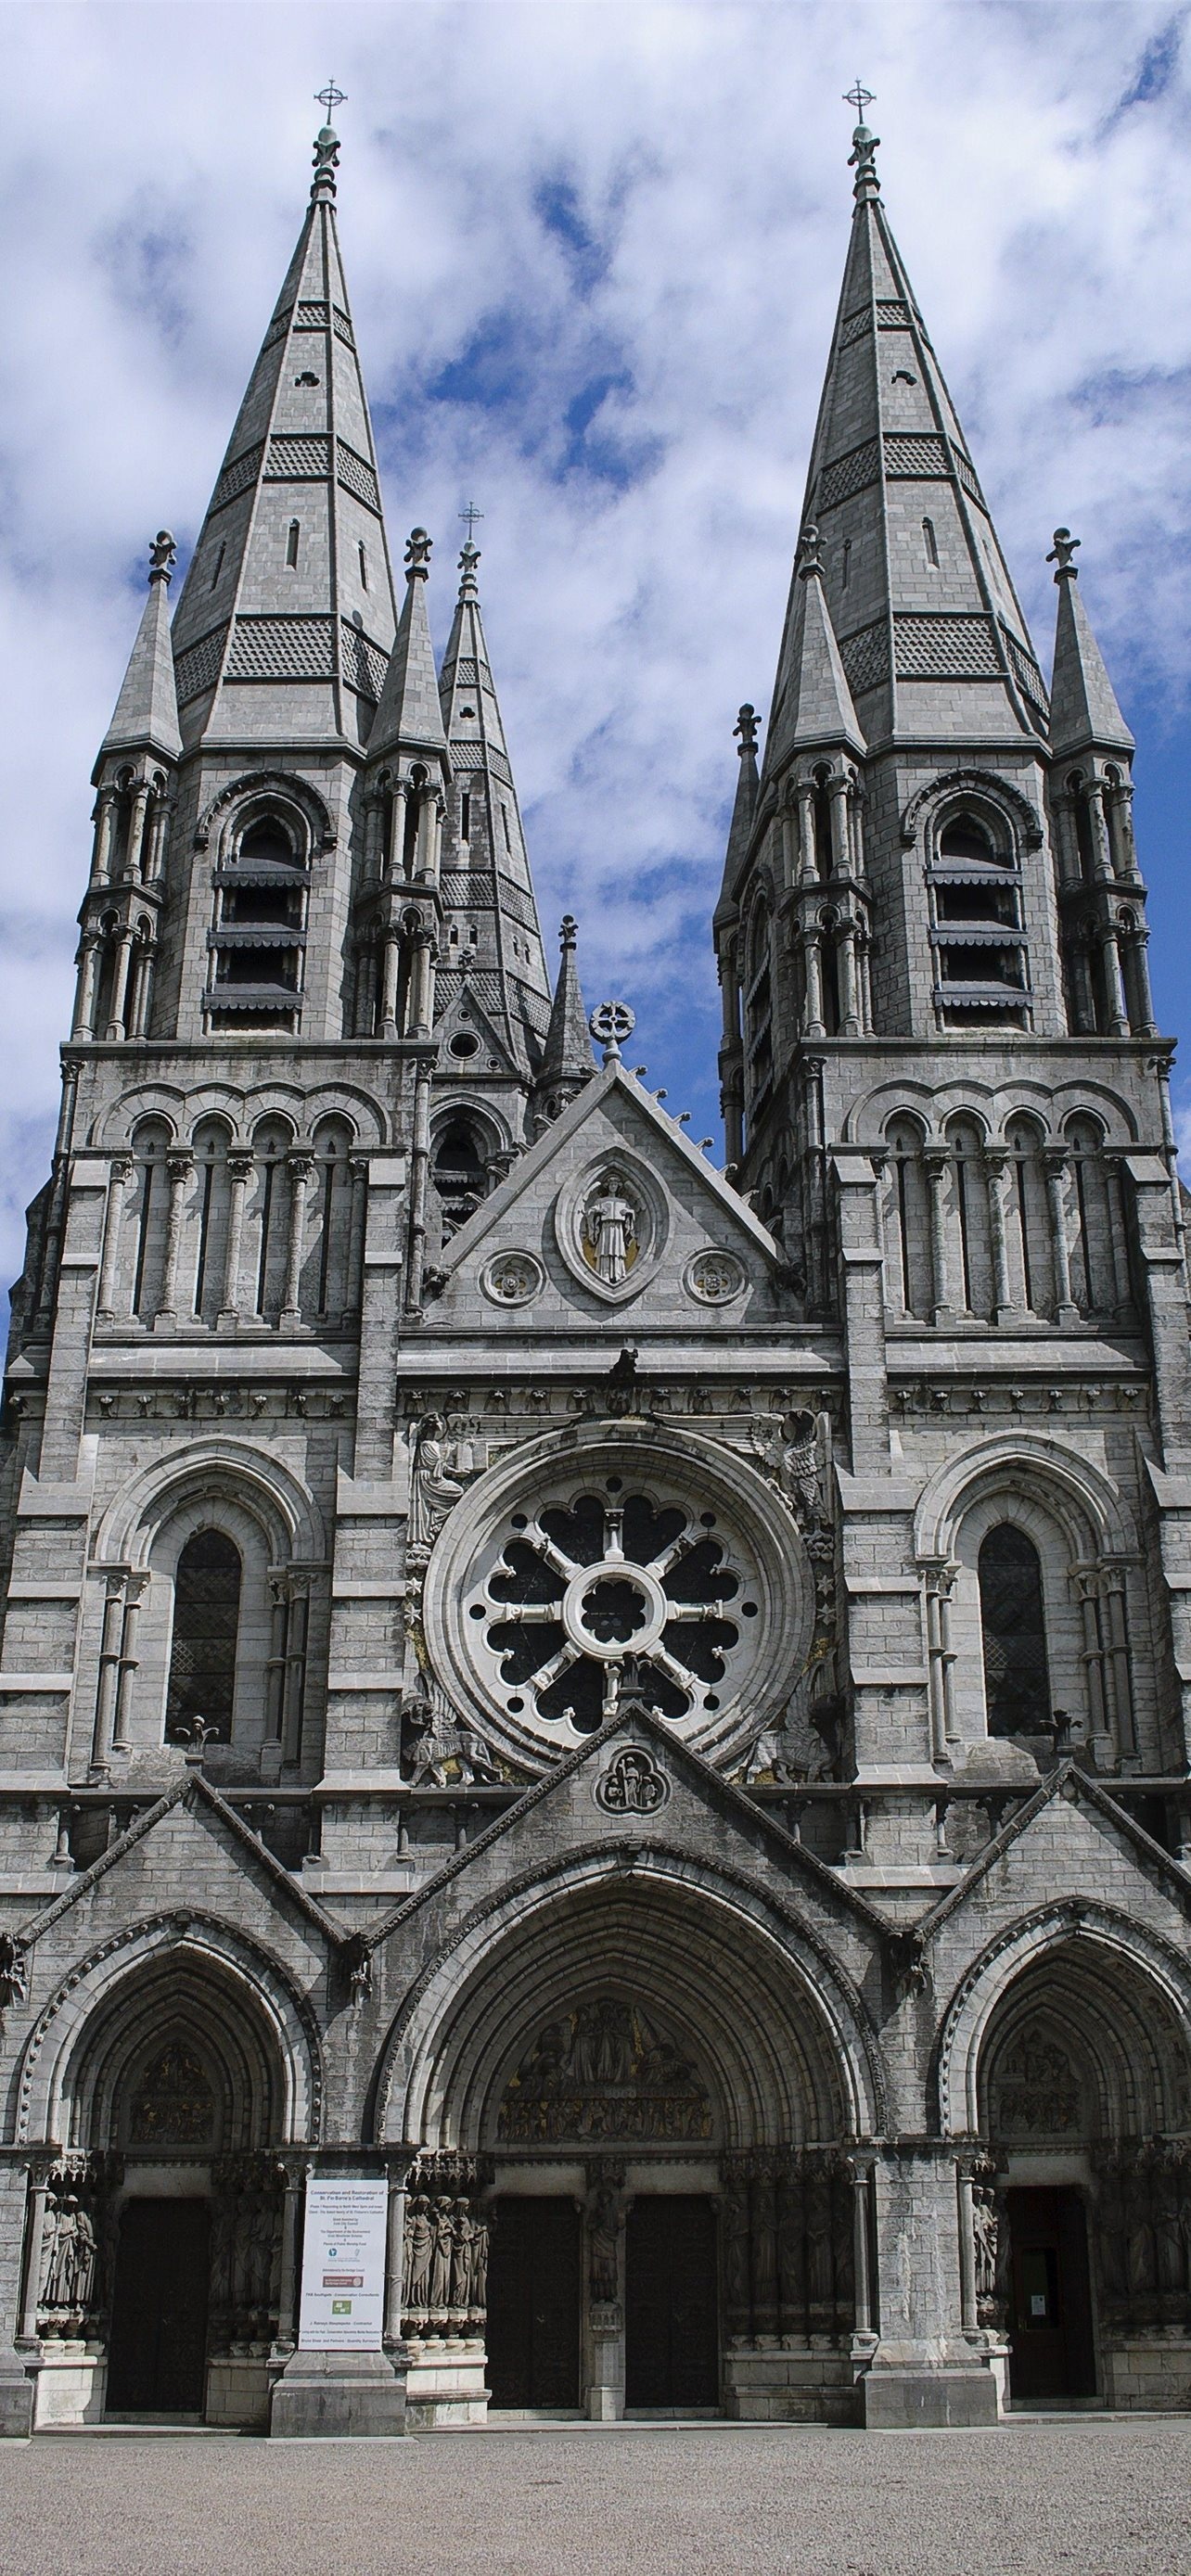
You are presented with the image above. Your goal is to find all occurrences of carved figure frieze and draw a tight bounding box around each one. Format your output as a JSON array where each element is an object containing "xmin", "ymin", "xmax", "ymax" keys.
[
  {"xmin": 402, "ymin": 2182, "xmax": 490, "ymax": 2339},
  {"xmin": 1093, "ymin": 2136, "xmax": 1191, "ymax": 2331},
  {"xmin": 34, "ymin": 2153, "xmax": 123, "ymax": 2340},
  {"xmin": 498, "ymin": 1998, "xmax": 711, "ymax": 2144},
  {"xmin": 720, "ymin": 2149, "xmax": 855, "ymax": 2344}
]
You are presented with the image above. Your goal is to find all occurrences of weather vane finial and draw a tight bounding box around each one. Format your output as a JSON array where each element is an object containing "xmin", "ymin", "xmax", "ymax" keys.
[
  {"xmin": 316, "ymin": 79, "xmax": 347, "ymax": 124},
  {"xmin": 459, "ymin": 502, "xmax": 484, "ymax": 545}
]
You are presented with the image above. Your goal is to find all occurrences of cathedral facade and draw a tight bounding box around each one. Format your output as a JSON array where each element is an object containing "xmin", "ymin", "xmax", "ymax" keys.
[{"xmin": 0, "ymin": 103, "xmax": 1188, "ymax": 2436}]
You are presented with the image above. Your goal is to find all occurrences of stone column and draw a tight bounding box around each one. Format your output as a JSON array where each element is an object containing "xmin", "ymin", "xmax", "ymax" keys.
[
  {"xmin": 1107, "ymin": 776, "xmax": 1139, "ymax": 880},
  {"xmin": 852, "ymin": 2161, "xmax": 877, "ymax": 2343},
  {"xmin": 123, "ymin": 780, "xmax": 151, "ymax": 882},
  {"xmin": 922, "ymin": 1561, "xmax": 959, "ymax": 1760},
  {"xmin": 96, "ymin": 1155, "xmax": 134, "ymax": 1321},
  {"xmin": 263, "ymin": 1575, "xmax": 289, "ymax": 1751},
  {"xmin": 838, "ymin": 918, "xmax": 860, "ymax": 1035},
  {"xmin": 827, "ymin": 772, "xmax": 850, "ymax": 877},
  {"xmin": 1043, "ymin": 1150, "xmax": 1080, "ymax": 1324},
  {"xmin": 91, "ymin": 1574, "xmax": 128, "ymax": 1776},
  {"xmin": 18, "ymin": 2162, "xmax": 51, "ymax": 2346},
  {"xmin": 1098, "ymin": 923, "xmax": 1129, "ymax": 1035},
  {"xmin": 379, "ymin": 929, "xmax": 401, "ymax": 1037},
  {"xmin": 1086, "ymin": 777, "xmax": 1114, "ymax": 883},
  {"xmin": 111, "ymin": 1571, "xmax": 147, "ymax": 1755},
  {"xmin": 363, "ymin": 788, "xmax": 384, "ymax": 880},
  {"xmin": 280, "ymin": 1155, "xmax": 314, "ymax": 1326},
  {"xmin": 145, "ymin": 789, "xmax": 170, "ymax": 882},
  {"xmin": 282, "ymin": 1576, "xmax": 310, "ymax": 1763},
  {"xmin": 405, "ymin": 1068, "xmax": 432, "ymax": 1314},
  {"xmin": 154, "ymin": 1152, "xmax": 194, "ymax": 1327},
  {"xmin": 344, "ymin": 1157, "xmax": 368, "ymax": 1320},
  {"xmin": 127, "ymin": 938, "xmax": 155, "ymax": 1039},
  {"xmin": 1121, "ymin": 923, "xmax": 1157, "ymax": 1038},
  {"xmin": 271, "ymin": 2161, "xmax": 306, "ymax": 2360},
  {"xmin": 924, "ymin": 1150, "xmax": 954, "ymax": 1324},
  {"xmin": 796, "ymin": 779, "xmax": 817, "ymax": 885},
  {"xmin": 71, "ymin": 936, "xmax": 101, "ymax": 1040},
  {"xmin": 982, "ymin": 1150, "xmax": 1016, "ymax": 1323},
  {"xmin": 860, "ymin": 2144, "xmax": 999, "ymax": 2428},
  {"xmin": 219, "ymin": 1154, "xmax": 253, "ymax": 1326},
  {"xmin": 407, "ymin": 927, "xmax": 434, "ymax": 1039},
  {"xmin": 802, "ymin": 928, "xmax": 826, "ymax": 1038},
  {"xmin": 105, "ymin": 929, "xmax": 134, "ymax": 1039},
  {"xmin": 91, "ymin": 786, "xmax": 117, "ymax": 885}
]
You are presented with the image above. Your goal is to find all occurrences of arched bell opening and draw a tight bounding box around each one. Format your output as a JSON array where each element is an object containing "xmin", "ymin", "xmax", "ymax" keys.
[
  {"xmin": 967, "ymin": 1932, "xmax": 1191, "ymax": 2412},
  {"xmin": 381, "ymin": 1865, "xmax": 875, "ymax": 2426},
  {"xmin": 26, "ymin": 1943, "xmax": 312, "ymax": 2432}
]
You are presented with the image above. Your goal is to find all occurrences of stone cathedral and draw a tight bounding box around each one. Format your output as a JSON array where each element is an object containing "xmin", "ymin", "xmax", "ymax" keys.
[{"xmin": 0, "ymin": 97, "xmax": 1187, "ymax": 2439}]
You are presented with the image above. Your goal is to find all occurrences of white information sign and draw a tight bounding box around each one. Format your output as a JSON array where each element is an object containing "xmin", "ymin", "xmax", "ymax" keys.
[{"xmin": 298, "ymin": 2178, "xmax": 389, "ymax": 2352}]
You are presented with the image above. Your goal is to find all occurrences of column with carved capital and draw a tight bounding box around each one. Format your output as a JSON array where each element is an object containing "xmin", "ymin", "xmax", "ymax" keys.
[
  {"xmin": 924, "ymin": 1150, "xmax": 954, "ymax": 1324},
  {"xmin": 1121, "ymin": 920, "xmax": 1157, "ymax": 1038},
  {"xmin": 111, "ymin": 1571, "xmax": 148, "ymax": 1753},
  {"xmin": 838, "ymin": 917, "xmax": 860, "ymax": 1035},
  {"xmin": 90, "ymin": 784, "xmax": 118, "ymax": 886},
  {"xmin": 154, "ymin": 1152, "xmax": 194, "ymax": 1327},
  {"xmin": 145, "ymin": 785, "xmax": 170, "ymax": 881},
  {"xmin": 982, "ymin": 1151, "xmax": 1018, "ymax": 1324},
  {"xmin": 406, "ymin": 923, "xmax": 435, "ymax": 1039},
  {"xmin": 123, "ymin": 780, "xmax": 151, "ymax": 883},
  {"xmin": 796, "ymin": 777, "xmax": 817, "ymax": 885},
  {"xmin": 1098, "ymin": 922, "xmax": 1129, "ymax": 1035},
  {"xmin": 105, "ymin": 928, "xmax": 135, "ymax": 1039},
  {"xmin": 280, "ymin": 1154, "xmax": 314, "ymax": 1325},
  {"xmin": 96, "ymin": 1155, "xmax": 134, "ymax": 1321},
  {"xmin": 922, "ymin": 1560, "xmax": 959, "ymax": 1761},
  {"xmin": 91, "ymin": 1573, "xmax": 128, "ymax": 1775},
  {"xmin": 1043, "ymin": 1150, "xmax": 1079, "ymax": 1323},
  {"xmin": 72, "ymin": 936, "xmax": 101, "ymax": 1040},
  {"xmin": 802, "ymin": 926, "xmax": 826, "ymax": 1037},
  {"xmin": 378, "ymin": 927, "xmax": 401, "ymax": 1037},
  {"xmin": 219, "ymin": 1153, "xmax": 253, "ymax": 1326},
  {"xmin": 827, "ymin": 772, "xmax": 850, "ymax": 877}
]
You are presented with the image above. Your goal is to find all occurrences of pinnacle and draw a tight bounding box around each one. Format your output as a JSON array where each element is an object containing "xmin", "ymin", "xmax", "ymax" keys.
[
  {"xmin": 1047, "ymin": 528, "xmax": 1133, "ymax": 760},
  {"xmin": 96, "ymin": 529, "xmax": 182, "ymax": 772},
  {"xmin": 537, "ymin": 914, "xmax": 596, "ymax": 1104}
]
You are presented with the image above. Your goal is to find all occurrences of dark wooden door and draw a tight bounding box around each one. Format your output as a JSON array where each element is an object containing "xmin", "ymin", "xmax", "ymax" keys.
[
  {"xmin": 107, "ymin": 2199, "xmax": 211, "ymax": 2415},
  {"xmin": 1006, "ymin": 2187, "xmax": 1095, "ymax": 2401},
  {"xmin": 625, "ymin": 2196, "xmax": 719, "ymax": 2409},
  {"xmin": 486, "ymin": 2199, "xmax": 581, "ymax": 2407}
]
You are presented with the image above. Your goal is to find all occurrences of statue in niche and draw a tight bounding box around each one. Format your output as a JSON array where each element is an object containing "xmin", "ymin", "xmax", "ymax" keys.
[
  {"xmin": 408, "ymin": 1415, "xmax": 480, "ymax": 1556},
  {"xmin": 41, "ymin": 2195, "xmax": 97, "ymax": 2315},
  {"xmin": 582, "ymin": 1170, "xmax": 639, "ymax": 1286},
  {"xmin": 588, "ymin": 2185, "xmax": 620, "ymax": 2303},
  {"xmin": 403, "ymin": 2197, "xmax": 434, "ymax": 2314}
]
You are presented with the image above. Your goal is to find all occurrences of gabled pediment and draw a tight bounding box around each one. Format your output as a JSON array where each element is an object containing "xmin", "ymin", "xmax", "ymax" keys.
[
  {"xmin": 433, "ymin": 976, "xmax": 526, "ymax": 1083},
  {"xmin": 426, "ymin": 1064, "xmax": 788, "ymax": 1330},
  {"xmin": 18, "ymin": 1774, "xmax": 343, "ymax": 1960}
]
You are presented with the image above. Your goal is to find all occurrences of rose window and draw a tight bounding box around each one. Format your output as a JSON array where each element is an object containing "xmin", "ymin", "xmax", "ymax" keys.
[{"xmin": 473, "ymin": 1482, "xmax": 759, "ymax": 1735}]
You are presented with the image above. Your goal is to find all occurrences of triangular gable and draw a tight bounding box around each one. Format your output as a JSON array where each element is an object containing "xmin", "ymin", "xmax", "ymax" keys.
[
  {"xmin": 16, "ymin": 1772, "xmax": 346, "ymax": 1957},
  {"xmin": 423, "ymin": 1063, "xmax": 787, "ymax": 1327},
  {"xmin": 913, "ymin": 1760, "xmax": 1191, "ymax": 1957},
  {"xmin": 432, "ymin": 976, "xmax": 525, "ymax": 1083},
  {"xmin": 362, "ymin": 1698, "xmax": 890, "ymax": 1958}
]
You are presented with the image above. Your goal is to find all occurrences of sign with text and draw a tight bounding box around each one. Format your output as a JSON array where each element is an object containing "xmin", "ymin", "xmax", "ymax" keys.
[{"xmin": 298, "ymin": 2177, "xmax": 388, "ymax": 2351}]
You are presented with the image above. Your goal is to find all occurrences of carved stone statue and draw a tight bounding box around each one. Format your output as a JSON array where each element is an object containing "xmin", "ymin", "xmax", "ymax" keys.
[
  {"xmin": 402, "ymin": 1677, "xmax": 501, "ymax": 1786},
  {"xmin": 588, "ymin": 2186, "xmax": 620, "ymax": 2302},
  {"xmin": 582, "ymin": 1171, "xmax": 638, "ymax": 1285},
  {"xmin": 972, "ymin": 2184, "xmax": 1000, "ymax": 2308},
  {"xmin": 429, "ymin": 2199, "xmax": 455, "ymax": 2313},
  {"xmin": 403, "ymin": 2196, "xmax": 434, "ymax": 2315},
  {"xmin": 408, "ymin": 1415, "xmax": 474, "ymax": 1555},
  {"xmin": 41, "ymin": 2196, "xmax": 97, "ymax": 2315}
]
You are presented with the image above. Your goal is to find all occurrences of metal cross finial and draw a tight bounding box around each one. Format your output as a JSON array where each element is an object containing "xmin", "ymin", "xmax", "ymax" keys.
[
  {"xmin": 316, "ymin": 80, "xmax": 347, "ymax": 123},
  {"xmin": 844, "ymin": 79, "xmax": 875, "ymax": 121},
  {"xmin": 459, "ymin": 502, "xmax": 484, "ymax": 544}
]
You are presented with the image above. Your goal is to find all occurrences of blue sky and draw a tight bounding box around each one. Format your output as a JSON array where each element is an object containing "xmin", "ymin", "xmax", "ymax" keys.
[{"xmin": 1, "ymin": 0, "xmax": 1189, "ymax": 1296}]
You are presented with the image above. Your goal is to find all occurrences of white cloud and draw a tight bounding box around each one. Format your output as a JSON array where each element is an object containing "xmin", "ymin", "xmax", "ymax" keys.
[{"xmin": 1, "ymin": 0, "xmax": 1188, "ymax": 1290}]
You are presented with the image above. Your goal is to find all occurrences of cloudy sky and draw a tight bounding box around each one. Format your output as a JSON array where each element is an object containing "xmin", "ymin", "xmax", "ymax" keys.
[{"xmin": 2, "ymin": 0, "xmax": 1189, "ymax": 1299}]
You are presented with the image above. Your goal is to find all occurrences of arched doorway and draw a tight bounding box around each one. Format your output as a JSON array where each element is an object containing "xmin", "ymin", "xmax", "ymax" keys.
[
  {"xmin": 970, "ymin": 1927, "xmax": 1191, "ymax": 2410},
  {"xmin": 25, "ymin": 1937, "xmax": 310, "ymax": 2429},
  {"xmin": 381, "ymin": 1862, "xmax": 874, "ymax": 2425}
]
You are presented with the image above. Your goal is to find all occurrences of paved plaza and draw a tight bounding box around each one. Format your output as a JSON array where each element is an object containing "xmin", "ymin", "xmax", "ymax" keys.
[{"xmin": 1, "ymin": 2422, "xmax": 1190, "ymax": 2576}]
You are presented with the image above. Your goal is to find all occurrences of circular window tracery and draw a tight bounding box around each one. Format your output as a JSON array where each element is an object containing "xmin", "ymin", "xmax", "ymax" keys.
[{"xmin": 422, "ymin": 1425, "xmax": 811, "ymax": 1772}]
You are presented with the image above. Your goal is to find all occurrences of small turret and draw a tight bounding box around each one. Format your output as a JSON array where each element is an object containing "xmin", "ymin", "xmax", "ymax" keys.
[
  {"xmin": 1047, "ymin": 528, "xmax": 1134, "ymax": 762},
  {"xmin": 535, "ymin": 915, "xmax": 596, "ymax": 1118},
  {"xmin": 73, "ymin": 532, "xmax": 183, "ymax": 1044}
]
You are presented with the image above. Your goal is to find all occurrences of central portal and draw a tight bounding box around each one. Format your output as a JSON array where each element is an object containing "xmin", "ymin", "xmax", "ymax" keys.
[
  {"xmin": 624, "ymin": 2196, "xmax": 719, "ymax": 2410},
  {"xmin": 106, "ymin": 2199, "xmax": 211, "ymax": 2416},
  {"xmin": 1005, "ymin": 2186, "xmax": 1095, "ymax": 2403}
]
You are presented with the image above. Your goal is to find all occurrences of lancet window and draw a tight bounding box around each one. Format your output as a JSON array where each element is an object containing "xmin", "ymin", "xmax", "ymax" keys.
[
  {"xmin": 979, "ymin": 1524, "xmax": 1051, "ymax": 1739},
  {"xmin": 165, "ymin": 1529, "xmax": 242, "ymax": 1744}
]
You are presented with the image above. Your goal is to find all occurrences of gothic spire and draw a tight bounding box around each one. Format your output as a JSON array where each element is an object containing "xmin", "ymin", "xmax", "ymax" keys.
[
  {"xmin": 764, "ymin": 528, "xmax": 865, "ymax": 783},
  {"xmin": 435, "ymin": 538, "xmax": 551, "ymax": 1070},
  {"xmin": 1046, "ymin": 528, "xmax": 1134, "ymax": 760},
  {"xmin": 535, "ymin": 914, "xmax": 596, "ymax": 1110},
  {"xmin": 762, "ymin": 107, "xmax": 1050, "ymax": 791},
  {"xmin": 167, "ymin": 114, "xmax": 399, "ymax": 749},
  {"xmin": 96, "ymin": 531, "xmax": 183, "ymax": 773}
]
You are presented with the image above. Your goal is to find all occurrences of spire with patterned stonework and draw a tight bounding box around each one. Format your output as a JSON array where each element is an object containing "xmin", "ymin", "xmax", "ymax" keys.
[
  {"xmin": 167, "ymin": 115, "xmax": 399, "ymax": 750},
  {"xmin": 435, "ymin": 538, "xmax": 551, "ymax": 1070}
]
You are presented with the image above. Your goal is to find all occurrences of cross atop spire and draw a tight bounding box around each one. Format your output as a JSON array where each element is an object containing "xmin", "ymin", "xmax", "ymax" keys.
[
  {"xmin": 459, "ymin": 501, "xmax": 484, "ymax": 545},
  {"xmin": 311, "ymin": 83, "xmax": 345, "ymax": 201},
  {"xmin": 846, "ymin": 81, "xmax": 881, "ymax": 201}
]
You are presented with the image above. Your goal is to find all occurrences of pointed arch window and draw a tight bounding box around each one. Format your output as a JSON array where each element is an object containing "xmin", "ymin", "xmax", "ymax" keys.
[
  {"xmin": 979, "ymin": 1524, "xmax": 1051, "ymax": 1738},
  {"xmin": 883, "ymin": 1116, "xmax": 931, "ymax": 1318},
  {"xmin": 208, "ymin": 806, "xmax": 308, "ymax": 1032},
  {"xmin": 432, "ymin": 1117, "xmax": 491, "ymax": 1236},
  {"xmin": 286, "ymin": 520, "xmax": 301, "ymax": 569},
  {"xmin": 165, "ymin": 1529, "xmax": 242, "ymax": 1743}
]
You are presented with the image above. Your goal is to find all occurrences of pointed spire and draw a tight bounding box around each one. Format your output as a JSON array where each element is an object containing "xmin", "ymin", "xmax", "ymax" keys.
[
  {"xmin": 536, "ymin": 915, "xmax": 596, "ymax": 1108},
  {"xmin": 715, "ymin": 704, "xmax": 762, "ymax": 920},
  {"xmin": 435, "ymin": 530, "xmax": 552, "ymax": 1069},
  {"xmin": 96, "ymin": 531, "xmax": 182, "ymax": 771},
  {"xmin": 1046, "ymin": 529, "xmax": 1134, "ymax": 759},
  {"xmin": 763, "ymin": 529, "xmax": 866, "ymax": 788},
  {"xmin": 367, "ymin": 529, "xmax": 449, "ymax": 766},
  {"xmin": 168, "ymin": 113, "xmax": 398, "ymax": 748},
  {"xmin": 761, "ymin": 94, "xmax": 1049, "ymax": 777}
]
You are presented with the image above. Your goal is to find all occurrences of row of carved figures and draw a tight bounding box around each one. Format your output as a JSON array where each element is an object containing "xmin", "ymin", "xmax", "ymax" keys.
[
  {"xmin": 402, "ymin": 2192, "xmax": 490, "ymax": 2334},
  {"xmin": 721, "ymin": 2149, "xmax": 856, "ymax": 2341}
]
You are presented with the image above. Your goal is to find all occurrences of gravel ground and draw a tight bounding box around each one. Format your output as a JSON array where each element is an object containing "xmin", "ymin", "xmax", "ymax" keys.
[{"xmin": 3, "ymin": 2419, "xmax": 1191, "ymax": 2576}]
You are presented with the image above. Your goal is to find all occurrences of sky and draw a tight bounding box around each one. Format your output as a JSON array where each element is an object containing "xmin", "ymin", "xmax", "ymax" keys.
[{"xmin": 1, "ymin": 0, "xmax": 1189, "ymax": 1303}]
